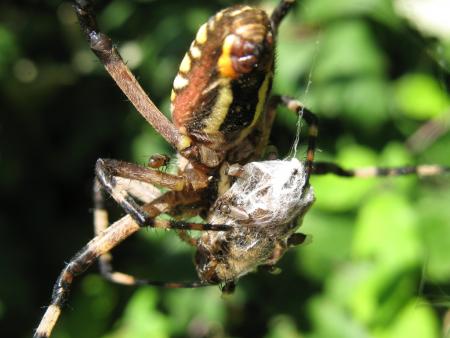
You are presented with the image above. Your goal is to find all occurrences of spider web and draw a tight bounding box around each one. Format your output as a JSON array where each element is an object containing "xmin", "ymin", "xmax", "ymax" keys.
[{"xmin": 287, "ymin": 38, "xmax": 321, "ymax": 160}]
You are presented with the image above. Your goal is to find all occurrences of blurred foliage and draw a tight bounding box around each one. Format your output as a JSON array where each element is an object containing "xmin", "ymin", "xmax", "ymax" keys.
[{"xmin": 0, "ymin": 0, "xmax": 449, "ymax": 338}]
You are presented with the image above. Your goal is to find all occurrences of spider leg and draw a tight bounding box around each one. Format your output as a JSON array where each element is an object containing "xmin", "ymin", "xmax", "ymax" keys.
[
  {"xmin": 267, "ymin": 95, "xmax": 319, "ymax": 184},
  {"xmin": 271, "ymin": 0, "xmax": 296, "ymax": 35},
  {"xmin": 34, "ymin": 214, "xmax": 140, "ymax": 338},
  {"xmin": 95, "ymin": 158, "xmax": 224, "ymax": 231},
  {"xmin": 93, "ymin": 178, "xmax": 162, "ymax": 286},
  {"xmin": 37, "ymin": 171, "xmax": 220, "ymax": 337},
  {"xmin": 312, "ymin": 161, "xmax": 450, "ymax": 177},
  {"xmin": 73, "ymin": 0, "xmax": 190, "ymax": 151},
  {"xmin": 176, "ymin": 230, "xmax": 198, "ymax": 247},
  {"xmin": 34, "ymin": 207, "xmax": 217, "ymax": 338},
  {"xmin": 93, "ymin": 175, "xmax": 217, "ymax": 285}
]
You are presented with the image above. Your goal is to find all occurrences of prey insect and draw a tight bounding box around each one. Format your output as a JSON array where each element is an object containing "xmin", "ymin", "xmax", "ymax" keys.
[{"xmin": 34, "ymin": 0, "xmax": 450, "ymax": 337}]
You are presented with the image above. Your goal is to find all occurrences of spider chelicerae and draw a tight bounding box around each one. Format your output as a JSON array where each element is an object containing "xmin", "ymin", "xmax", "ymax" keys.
[{"xmin": 34, "ymin": 0, "xmax": 449, "ymax": 337}]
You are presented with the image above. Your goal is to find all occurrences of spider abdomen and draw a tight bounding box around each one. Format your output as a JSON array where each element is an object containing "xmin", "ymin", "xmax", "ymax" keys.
[{"xmin": 170, "ymin": 5, "xmax": 275, "ymax": 151}]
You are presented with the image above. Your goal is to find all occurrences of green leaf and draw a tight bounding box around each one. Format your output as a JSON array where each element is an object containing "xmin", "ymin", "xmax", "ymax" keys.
[
  {"xmin": 308, "ymin": 296, "xmax": 370, "ymax": 338},
  {"xmin": 265, "ymin": 315, "xmax": 303, "ymax": 338},
  {"xmin": 352, "ymin": 192, "xmax": 422, "ymax": 268},
  {"xmin": 298, "ymin": 211, "xmax": 354, "ymax": 281},
  {"xmin": 313, "ymin": 21, "xmax": 387, "ymax": 81},
  {"xmin": 394, "ymin": 73, "xmax": 449, "ymax": 120},
  {"xmin": 164, "ymin": 288, "xmax": 227, "ymax": 335},
  {"xmin": 104, "ymin": 287, "xmax": 170, "ymax": 338},
  {"xmin": 301, "ymin": 0, "xmax": 399, "ymax": 27},
  {"xmin": 0, "ymin": 25, "xmax": 19, "ymax": 78},
  {"xmin": 374, "ymin": 300, "xmax": 439, "ymax": 338}
]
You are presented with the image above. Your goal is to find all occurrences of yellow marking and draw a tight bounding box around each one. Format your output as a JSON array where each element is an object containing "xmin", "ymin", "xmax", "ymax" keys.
[
  {"xmin": 250, "ymin": 73, "xmax": 271, "ymax": 129},
  {"xmin": 208, "ymin": 17, "xmax": 216, "ymax": 31},
  {"xmin": 35, "ymin": 304, "xmax": 61, "ymax": 338},
  {"xmin": 170, "ymin": 89, "xmax": 176, "ymax": 101},
  {"xmin": 309, "ymin": 125, "xmax": 318, "ymax": 137},
  {"xmin": 195, "ymin": 23, "xmax": 208, "ymax": 44},
  {"xmin": 203, "ymin": 79, "xmax": 233, "ymax": 133},
  {"xmin": 179, "ymin": 53, "xmax": 191, "ymax": 73},
  {"xmin": 178, "ymin": 135, "xmax": 192, "ymax": 150},
  {"xmin": 190, "ymin": 43, "xmax": 201, "ymax": 59},
  {"xmin": 111, "ymin": 272, "xmax": 136, "ymax": 285},
  {"xmin": 207, "ymin": 10, "xmax": 225, "ymax": 34},
  {"xmin": 218, "ymin": 35, "xmax": 237, "ymax": 79},
  {"xmin": 287, "ymin": 100, "xmax": 301, "ymax": 111},
  {"xmin": 173, "ymin": 74, "xmax": 189, "ymax": 90},
  {"xmin": 236, "ymin": 22, "xmax": 265, "ymax": 36},
  {"xmin": 215, "ymin": 10, "xmax": 224, "ymax": 22},
  {"xmin": 418, "ymin": 165, "xmax": 444, "ymax": 176},
  {"xmin": 229, "ymin": 6, "xmax": 252, "ymax": 16},
  {"xmin": 94, "ymin": 209, "xmax": 108, "ymax": 234},
  {"xmin": 354, "ymin": 167, "xmax": 378, "ymax": 177},
  {"xmin": 228, "ymin": 73, "xmax": 272, "ymax": 146}
]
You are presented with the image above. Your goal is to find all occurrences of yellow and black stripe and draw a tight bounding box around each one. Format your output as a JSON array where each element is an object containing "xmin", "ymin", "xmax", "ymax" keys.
[
  {"xmin": 312, "ymin": 162, "xmax": 450, "ymax": 178},
  {"xmin": 171, "ymin": 5, "xmax": 275, "ymax": 150}
]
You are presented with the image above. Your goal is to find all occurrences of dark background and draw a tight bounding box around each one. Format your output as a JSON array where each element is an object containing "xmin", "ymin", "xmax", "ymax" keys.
[{"xmin": 1, "ymin": 0, "xmax": 450, "ymax": 337}]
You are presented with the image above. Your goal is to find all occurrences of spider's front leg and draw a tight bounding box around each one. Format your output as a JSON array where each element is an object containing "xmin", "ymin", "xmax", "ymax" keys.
[
  {"xmin": 95, "ymin": 158, "xmax": 227, "ymax": 231},
  {"xmin": 93, "ymin": 174, "xmax": 210, "ymax": 286},
  {"xmin": 73, "ymin": 0, "xmax": 189, "ymax": 151}
]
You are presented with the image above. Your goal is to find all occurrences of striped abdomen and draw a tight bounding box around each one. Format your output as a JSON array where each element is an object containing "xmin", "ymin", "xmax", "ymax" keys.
[{"xmin": 171, "ymin": 5, "xmax": 275, "ymax": 151}]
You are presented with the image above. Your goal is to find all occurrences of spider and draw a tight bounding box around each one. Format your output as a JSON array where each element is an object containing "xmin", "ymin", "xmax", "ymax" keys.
[{"xmin": 34, "ymin": 0, "xmax": 449, "ymax": 337}]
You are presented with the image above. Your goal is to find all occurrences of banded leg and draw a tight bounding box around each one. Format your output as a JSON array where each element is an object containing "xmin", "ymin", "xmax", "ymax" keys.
[
  {"xmin": 34, "ymin": 208, "xmax": 218, "ymax": 338},
  {"xmin": 93, "ymin": 179, "xmax": 208, "ymax": 285},
  {"xmin": 94, "ymin": 156, "xmax": 170, "ymax": 285},
  {"xmin": 271, "ymin": 0, "xmax": 296, "ymax": 35},
  {"xmin": 94, "ymin": 178, "xmax": 159, "ymax": 286},
  {"xmin": 95, "ymin": 158, "xmax": 224, "ymax": 231},
  {"xmin": 312, "ymin": 161, "xmax": 450, "ymax": 177},
  {"xmin": 34, "ymin": 214, "xmax": 141, "ymax": 338},
  {"xmin": 176, "ymin": 230, "xmax": 199, "ymax": 247},
  {"xmin": 73, "ymin": 0, "xmax": 186, "ymax": 151},
  {"xmin": 262, "ymin": 95, "xmax": 318, "ymax": 184}
]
